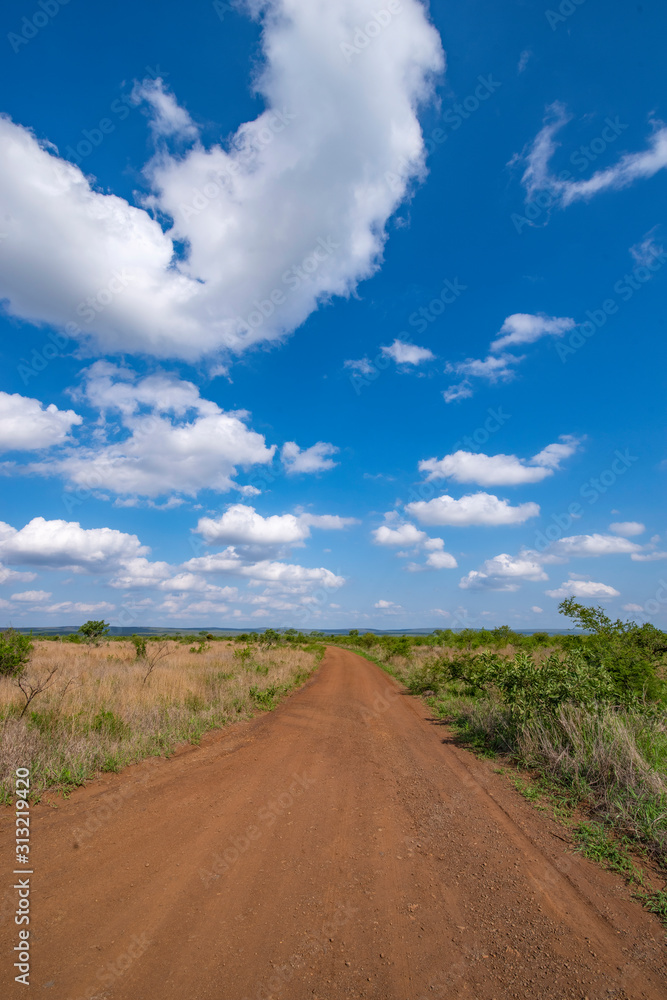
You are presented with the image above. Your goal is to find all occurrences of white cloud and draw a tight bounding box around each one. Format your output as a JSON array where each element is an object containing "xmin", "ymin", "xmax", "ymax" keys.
[
  {"xmin": 459, "ymin": 552, "xmax": 548, "ymax": 591},
  {"xmin": 547, "ymin": 533, "xmax": 643, "ymax": 559},
  {"xmin": 42, "ymin": 601, "xmax": 115, "ymax": 615},
  {"xmin": 343, "ymin": 357, "xmax": 374, "ymax": 375},
  {"xmin": 425, "ymin": 550, "xmax": 458, "ymax": 570},
  {"xmin": 517, "ymin": 50, "xmax": 532, "ymax": 74},
  {"xmin": 623, "ymin": 603, "xmax": 644, "ymax": 613},
  {"xmin": 517, "ymin": 101, "xmax": 667, "ymax": 208},
  {"xmin": 407, "ymin": 492, "xmax": 540, "ymax": 527},
  {"xmin": 28, "ymin": 364, "xmax": 274, "ymax": 498},
  {"xmin": 531, "ymin": 606, "xmax": 543, "ymax": 613},
  {"xmin": 609, "ymin": 521, "xmax": 645, "ymax": 537},
  {"xmin": 442, "ymin": 381, "xmax": 473, "ymax": 403},
  {"xmin": 374, "ymin": 599, "xmax": 402, "ymax": 611},
  {"xmin": 372, "ymin": 518, "xmax": 456, "ymax": 569},
  {"xmin": 419, "ymin": 436, "xmax": 580, "ymax": 486},
  {"xmin": 445, "ymin": 353, "xmax": 523, "ymax": 383},
  {"xmin": 546, "ymin": 579, "xmax": 620, "ymax": 599},
  {"xmin": 10, "ymin": 590, "xmax": 52, "ymax": 603},
  {"xmin": 380, "ymin": 339, "xmax": 434, "ymax": 365},
  {"xmin": 0, "ymin": 565, "xmax": 37, "ymax": 585},
  {"xmin": 0, "ymin": 392, "xmax": 81, "ymax": 453},
  {"xmin": 0, "ymin": 517, "xmax": 147, "ymax": 571},
  {"xmin": 281, "ymin": 441, "xmax": 339, "ymax": 474},
  {"xmin": 631, "ymin": 551, "xmax": 667, "ymax": 562},
  {"xmin": 490, "ymin": 313, "xmax": 575, "ymax": 352},
  {"xmin": 630, "ymin": 229, "xmax": 664, "ymax": 267},
  {"xmin": 193, "ymin": 504, "xmax": 355, "ymax": 551},
  {"xmin": 0, "ymin": 1, "xmax": 443, "ymax": 362},
  {"xmin": 373, "ymin": 522, "xmax": 428, "ymax": 547}
]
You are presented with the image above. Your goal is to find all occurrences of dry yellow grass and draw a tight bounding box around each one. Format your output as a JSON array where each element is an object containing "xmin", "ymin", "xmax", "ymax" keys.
[{"xmin": 0, "ymin": 639, "xmax": 322, "ymax": 800}]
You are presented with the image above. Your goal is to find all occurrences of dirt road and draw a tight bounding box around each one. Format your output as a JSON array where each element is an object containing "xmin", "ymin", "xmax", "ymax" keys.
[{"xmin": 1, "ymin": 647, "xmax": 665, "ymax": 999}]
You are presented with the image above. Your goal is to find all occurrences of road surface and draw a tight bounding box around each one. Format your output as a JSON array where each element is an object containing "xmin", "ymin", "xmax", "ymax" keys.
[{"xmin": 1, "ymin": 647, "xmax": 665, "ymax": 999}]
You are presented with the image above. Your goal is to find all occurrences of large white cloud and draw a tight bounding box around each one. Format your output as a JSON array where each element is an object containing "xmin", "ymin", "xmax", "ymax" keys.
[
  {"xmin": 406, "ymin": 492, "xmax": 540, "ymax": 527},
  {"xmin": 194, "ymin": 504, "xmax": 356, "ymax": 550},
  {"xmin": 27, "ymin": 364, "xmax": 275, "ymax": 498},
  {"xmin": 0, "ymin": 517, "xmax": 147, "ymax": 571},
  {"xmin": 0, "ymin": 0, "xmax": 443, "ymax": 362},
  {"xmin": 0, "ymin": 392, "xmax": 82, "ymax": 453},
  {"xmin": 419, "ymin": 435, "xmax": 580, "ymax": 486}
]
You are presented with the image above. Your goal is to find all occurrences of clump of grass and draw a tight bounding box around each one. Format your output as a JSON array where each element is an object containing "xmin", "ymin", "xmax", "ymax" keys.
[{"xmin": 0, "ymin": 640, "xmax": 323, "ymax": 800}]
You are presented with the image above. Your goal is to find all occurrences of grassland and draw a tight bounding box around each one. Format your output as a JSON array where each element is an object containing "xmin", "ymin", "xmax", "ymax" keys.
[{"xmin": 0, "ymin": 637, "xmax": 323, "ymax": 801}]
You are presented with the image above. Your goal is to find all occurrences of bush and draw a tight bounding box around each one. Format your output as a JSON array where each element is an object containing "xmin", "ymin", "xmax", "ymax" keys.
[{"xmin": 0, "ymin": 629, "xmax": 33, "ymax": 677}]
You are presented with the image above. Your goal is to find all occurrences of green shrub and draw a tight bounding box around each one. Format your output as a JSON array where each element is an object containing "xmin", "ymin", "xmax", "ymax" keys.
[{"xmin": 0, "ymin": 629, "xmax": 33, "ymax": 677}]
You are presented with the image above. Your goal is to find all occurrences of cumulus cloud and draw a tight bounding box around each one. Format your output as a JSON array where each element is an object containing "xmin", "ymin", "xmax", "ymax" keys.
[
  {"xmin": 0, "ymin": 0, "xmax": 443, "ymax": 362},
  {"xmin": 0, "ymin": 392, "xmax": 81, "ymax": 453},
  {"xmin": 531, "ymin": 606, "xmax": 543, "ymax": 613},
  {"xmin": 374, "ymin": 599, "xmax": 402, "ymax": 611},
  {"xmin": 516, "ymin": 101, "xmax": 667, "ymax": 208},
  {"xmin": 26, "ymin": 364, "xmax": 275, "ymax": 499},
  {"xmin": 623, "ymin": 603, "xmax": 644, "ymax": 613},
  {"xmin": 419, "ymin": 435, "xmax": 580, "ymax": 486},
  {"xmin": 10, "ymin": 590, "xmax": 52, "ymax": 603},
  {"xmin": 489, "ymin": 313, "xmax": 575, "ymax": 352},
  {"xmin": 193, "ymin": 504, "xmax": 355, "ymax": 552},
  {"xmin": 547, "ymin": 533, "xmax": 643, "ymax": 559},
  {"xmin": 459, "ymin": 552, "xmax": 548, "ymax": 591},
  {"xmin": 0, "ymin": 517, "xmax": 147, "ymax": 571},
  {"xmin": 609, "ymin": 521, "xmax": 645, "ymax": 537},
  {"xmin": 0, "ymin": 564, "xmax": 37, "ymax": 585},
  {"xmin": 380, "ymin": 339, "xmax": 434, "ymax": 365},
  {"xmin": 545, "ymin": 578, "xmax": 620, "ymax": 599},
  {"xmin": 372, "ymin": 518, "xmax": 456, "ymax": 569},
  {"xmin": 281, "ymin": 441, "xmax": 339, "ymax": 474},
  {"xmin": 406, "ymin": 492, "xmax": 540, "ymax": 527}
]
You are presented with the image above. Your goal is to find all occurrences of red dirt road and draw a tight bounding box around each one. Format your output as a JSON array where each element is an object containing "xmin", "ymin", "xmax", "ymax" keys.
[{"xmin": 1, "ymin": 647, "xmax": 666, "ymax": 999}]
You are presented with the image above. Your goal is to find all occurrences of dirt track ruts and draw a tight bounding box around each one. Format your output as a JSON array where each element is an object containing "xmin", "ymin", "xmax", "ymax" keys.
[{"xmin": 1, "ymin": 647, "xmax": 666, "ymax": 999}]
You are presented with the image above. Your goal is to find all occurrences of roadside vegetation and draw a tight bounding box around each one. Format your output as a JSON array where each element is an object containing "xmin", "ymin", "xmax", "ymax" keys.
[
  {"xmin": 326, "ymin": 603, "xmax": 667, "ymax": 883},
  {"xmin": 0, "ymin": 625, "xmax": 323, "ymax": 801}
]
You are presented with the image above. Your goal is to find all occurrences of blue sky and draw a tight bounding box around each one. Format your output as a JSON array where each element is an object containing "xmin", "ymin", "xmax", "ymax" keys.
[{"xmin": 0, "ymin": 0, "xmax": 665, "ymax": 630}]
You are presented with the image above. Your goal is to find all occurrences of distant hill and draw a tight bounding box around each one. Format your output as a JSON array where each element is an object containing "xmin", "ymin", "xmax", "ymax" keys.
[{"xmin": 3, "ymin": 625, "xmax": 582, "ymax": 637}]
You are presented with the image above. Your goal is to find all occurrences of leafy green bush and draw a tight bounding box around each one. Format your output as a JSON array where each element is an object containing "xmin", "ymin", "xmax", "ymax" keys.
[
  {"xmin": 131, "ymin": 635, "xmax": 147, "ymax": 660},
  {"xmin": 0, "ymin": 629, "xmax": 33, "ymax": 677},
  {"xmin": 78, "ymin": 620, "xmax": 110, "ymax": 645}
]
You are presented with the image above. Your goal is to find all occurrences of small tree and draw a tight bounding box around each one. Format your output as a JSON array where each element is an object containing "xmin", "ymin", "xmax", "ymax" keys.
[
  {"xmin": 141, "ymin": 640, "xmax": 174, "ymax": 684},
  {"xmin": 16, "ymin": 665, "xmax": 59, "ymax": 718},
  {"xmin": 0, "ymin": 629, "xmax": 33, "ymax": 677},
  {"xmin": 131, "ymin": 635, "xmax": 147, "ymax": 660},
  {"xmin": 78, "ymin": 620, "xmax": 110, "ymax": 645}
]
